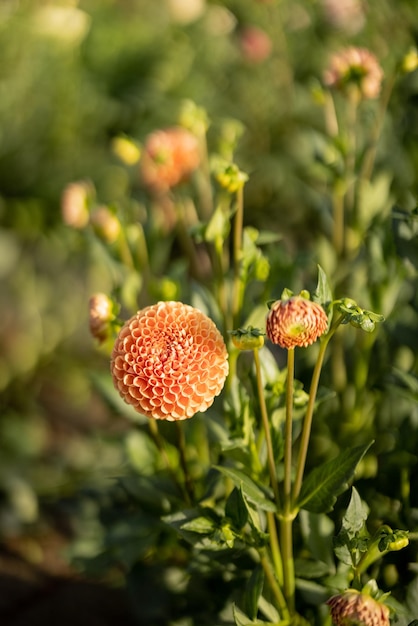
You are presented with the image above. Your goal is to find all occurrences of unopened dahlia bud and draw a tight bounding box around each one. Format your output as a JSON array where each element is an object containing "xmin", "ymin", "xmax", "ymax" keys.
[
  {"xmin": 230, "ymin": 327, "xmax": 265, "ymax": 351},
  {"xmin": 89, "ymin": 293, "xmax": 115, "ymax": 342},
  {"xmin": 140, "ymin": 127, "xmax": 200, "ymax": 192},
  {"xmin": 61, "ymin": 180, "xmax": 94, "ymax": 229},
  {"xmin": 323, "ymin": 47, "xmax": 384, "ymax": 100},
  {"xmin": 266, "ymin": 296, "xmax": 328, "ymax": 349},
  {"xmin": 111, "ymin": 301, "xmax": 229, "ymax": 420},
  {"xmin": 90, "ymin": 206, "xmax": 121, "ymax": 244},
  {"xmin": 327, "ymin": 590, "xmax": 390, "ymax": 626}
]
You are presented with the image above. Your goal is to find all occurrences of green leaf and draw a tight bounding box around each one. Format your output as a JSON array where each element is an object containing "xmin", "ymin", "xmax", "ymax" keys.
[
  {"xmin": 225, "ymin": 486, "xmax": 249, "ymax": 529},
  {"xmin": 314, "ymin": 264, "xmax": 333, "ymax": 314},
  {"xmin": 180, "ymin": 516, "xmax": 216, "ymax": 534},
  {"xmin": 244, "ymin": 564, "xmax": 264, "ymax": 621},
  {"xmin": 233, "ymin": 604, "xmax": 253, "ymax": 626},
  {"xmin": 297, "ymin": 442, "xmax": 374, "ymax": 513},
  {"xmin": 214, "ymin": 466, "xmax": 276, "ymax": 512},
  {"xmin": 342, "ymin": 487, "xmax": 369, "ymax": 535}
]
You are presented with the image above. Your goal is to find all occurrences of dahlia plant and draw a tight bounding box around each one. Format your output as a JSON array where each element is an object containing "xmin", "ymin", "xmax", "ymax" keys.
[{"xmin": 77, "ymin": 90, "xmax": 414, "ymax": 623}]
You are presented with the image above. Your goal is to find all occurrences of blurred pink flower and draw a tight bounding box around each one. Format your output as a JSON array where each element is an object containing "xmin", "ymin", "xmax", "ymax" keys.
[
  {"xmin": 140, "ymin": 127, "xmax": 200, "ymax": 192},
  {"xmin": 323, "ymin": 47, "xmax": 383, "ymax": 100},
  {"xmin": 239, "ymin": 26, "xmax": 272, "ymax": 63},
  {"xmin": 327, "ymin": 590, "xmax": 390, "ymax": 626},
  {"xmin": 321, "ymin": 0, "xmax": 365, "ymax": 35},
  {"xmin": 266, "ymin": 296, "xmax": 328, "ymax": 349},
  {"xmin": 111, "ymin": 301, "xmax": 229, "ymax": 420},
  {"xmin": 89, "ymin": 293, "xmax": 115, "ymax": 343}
]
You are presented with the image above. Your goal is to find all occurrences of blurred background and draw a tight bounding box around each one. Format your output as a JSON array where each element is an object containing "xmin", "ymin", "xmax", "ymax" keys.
[{"xmin": 1, "ymin": 0, "xmax": 418, "ymax": 623}]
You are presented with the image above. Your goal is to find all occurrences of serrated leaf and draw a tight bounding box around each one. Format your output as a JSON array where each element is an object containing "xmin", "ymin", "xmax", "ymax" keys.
[
  {"xmin": 214, "ymin": 466, "xmax": 276, "ymax": 512},
  {"xmin": 297, "ymin": 442, "xmax": 374, "ymax": 513},
  {"xmin": 244, "ymin": 564, "xmax": 264, "ymax": 621}
]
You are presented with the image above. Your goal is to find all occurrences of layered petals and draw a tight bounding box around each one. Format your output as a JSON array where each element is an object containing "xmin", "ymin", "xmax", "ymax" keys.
[{"xmin": 111, "ymin": 301, "xmax": 228, "ymax": 420}]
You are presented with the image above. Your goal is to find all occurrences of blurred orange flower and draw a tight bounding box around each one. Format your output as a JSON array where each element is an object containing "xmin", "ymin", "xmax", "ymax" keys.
[
  {"xmin": 61, "ymin": 180, "xmax": 93, "ymax": 229},
  {"xmin": 327, "ymin": 590, "xmax": 390, "ymax": 626},
  {"xmin": 266, "ymin": 296, "xmax": 328, "ymax": 349},
  {"xmin": 140, "ymin": 127, "xmax": 200, "ymax": 192},
  {"xmin": 111, "ymin": 301, "xmax": 229, "ymax": 420},
  {"xmin": 323, "ymin": 47, "xmax": 384, "ymax": 100}
]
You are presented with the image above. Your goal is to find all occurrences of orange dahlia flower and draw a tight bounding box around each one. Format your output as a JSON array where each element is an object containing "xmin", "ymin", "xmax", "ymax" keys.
[
  {"xmin": 266, "ymin": 296, "xmax": 328, "ymax": 349},
  {"xmin": 140, "ymin": 127, "xmax": 200, "ymax": 192},
  {"xmin": 327, "ymin": 590, "xmax": 390, "ymax": 626},
  {"xmin": 111, "ymin": 301, "xmax": 229, "ymax": 420}
]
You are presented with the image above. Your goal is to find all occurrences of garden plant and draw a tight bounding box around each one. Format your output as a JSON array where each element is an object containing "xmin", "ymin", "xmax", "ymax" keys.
[{"xmin": 1, "ymin": 1, "xmax": 418, "ymax": 625}]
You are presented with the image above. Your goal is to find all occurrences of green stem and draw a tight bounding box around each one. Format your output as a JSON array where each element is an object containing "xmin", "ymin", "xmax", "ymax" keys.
[
  {"xmin": 148, "ymin": 421, "xmax": 190, "ymax": 503},
  {"xmin": 259, "ymin": 548, "xmax": 290, "ymax": 621},
  {"xmin": 283, "ymin": 348, "xmax": 295, "ymax": 510},
  {"xmin": 292, "ymin": 315, "xmax": 344, "ymax": 504},
  {"xmin": 232, "ymin": 185, "xmax": 244, "ymax": 327},
  {"xmin": 175, "ymin": 422, "xmax": 194, "ymax": 504},
  {"xmin": 253, "ymin": 347, "xmax": 281, "ymax": 511},
  {"xmin": 280, "ymin": 516, "xmax": 295, "ymax": 614},
  {"xmin": 292, "ymin": 338, "xmax": 329, "ymax": 504},
  {"xmin": 332, "ymin": 185, "xmax": 345, "ymax": 259},
  {"xmin": 280, "ymin": 348, "xmax": 296, "ymax": 612},
  {"xmin": 267, "ymin": 511, "xmax": 284, "ymax": 586},
  {"xmin": 359, "ymin": 71, "xmax": 397, "ymax": 183}
]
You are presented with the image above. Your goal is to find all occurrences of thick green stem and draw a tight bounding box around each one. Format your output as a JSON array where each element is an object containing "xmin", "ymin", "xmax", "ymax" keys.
[
  {"xmin": 259, "ymin": 548, "xmax": 290, "ymax": 621},
  {"xmin": 280, "ymin": 516, "xmax": 295, "ymax": 614},
  {"xmin": 267, "ymin": 511, "xmax": 284, "ymax": 586},
  {"xmin": 253, "ymin": 348, "xmax": 281, "ymax": 511}
]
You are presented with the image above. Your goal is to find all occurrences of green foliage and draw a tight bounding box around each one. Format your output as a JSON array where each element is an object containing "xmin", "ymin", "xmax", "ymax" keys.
[{"xmin": 1, "ymin": 1, "xmax": 418, "ymax": 624}]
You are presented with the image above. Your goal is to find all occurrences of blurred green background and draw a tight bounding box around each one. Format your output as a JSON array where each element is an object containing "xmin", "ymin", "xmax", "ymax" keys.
[{"xmin": 1, "ymin": 0, "xmax": 418, "ymax": 618}]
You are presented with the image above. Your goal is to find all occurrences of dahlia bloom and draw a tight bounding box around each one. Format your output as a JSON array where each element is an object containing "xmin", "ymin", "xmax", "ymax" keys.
[
  {"xmin": 140, "ymin": 127, "xmax": 200, "ymax": 192},
  {"xmin": 327, "ymin": 590, "xmax": 390, "ymax": 626},
  {"xmin": 323, "ymin": 47, "xmax": 384, "ymax": 100},
  {"xmin": 111, "ymin": 301, "xmax": 229, "ymax": 420},
  {"xmin": 266, "ymin": 296, "xmax": 328, "ymax": 349}
]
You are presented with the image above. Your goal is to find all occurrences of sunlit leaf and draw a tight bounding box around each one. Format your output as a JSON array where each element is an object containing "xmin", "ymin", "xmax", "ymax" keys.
[{"xmin": 297, "ymin": 442, "xmax": 374, "ymax": 513}]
